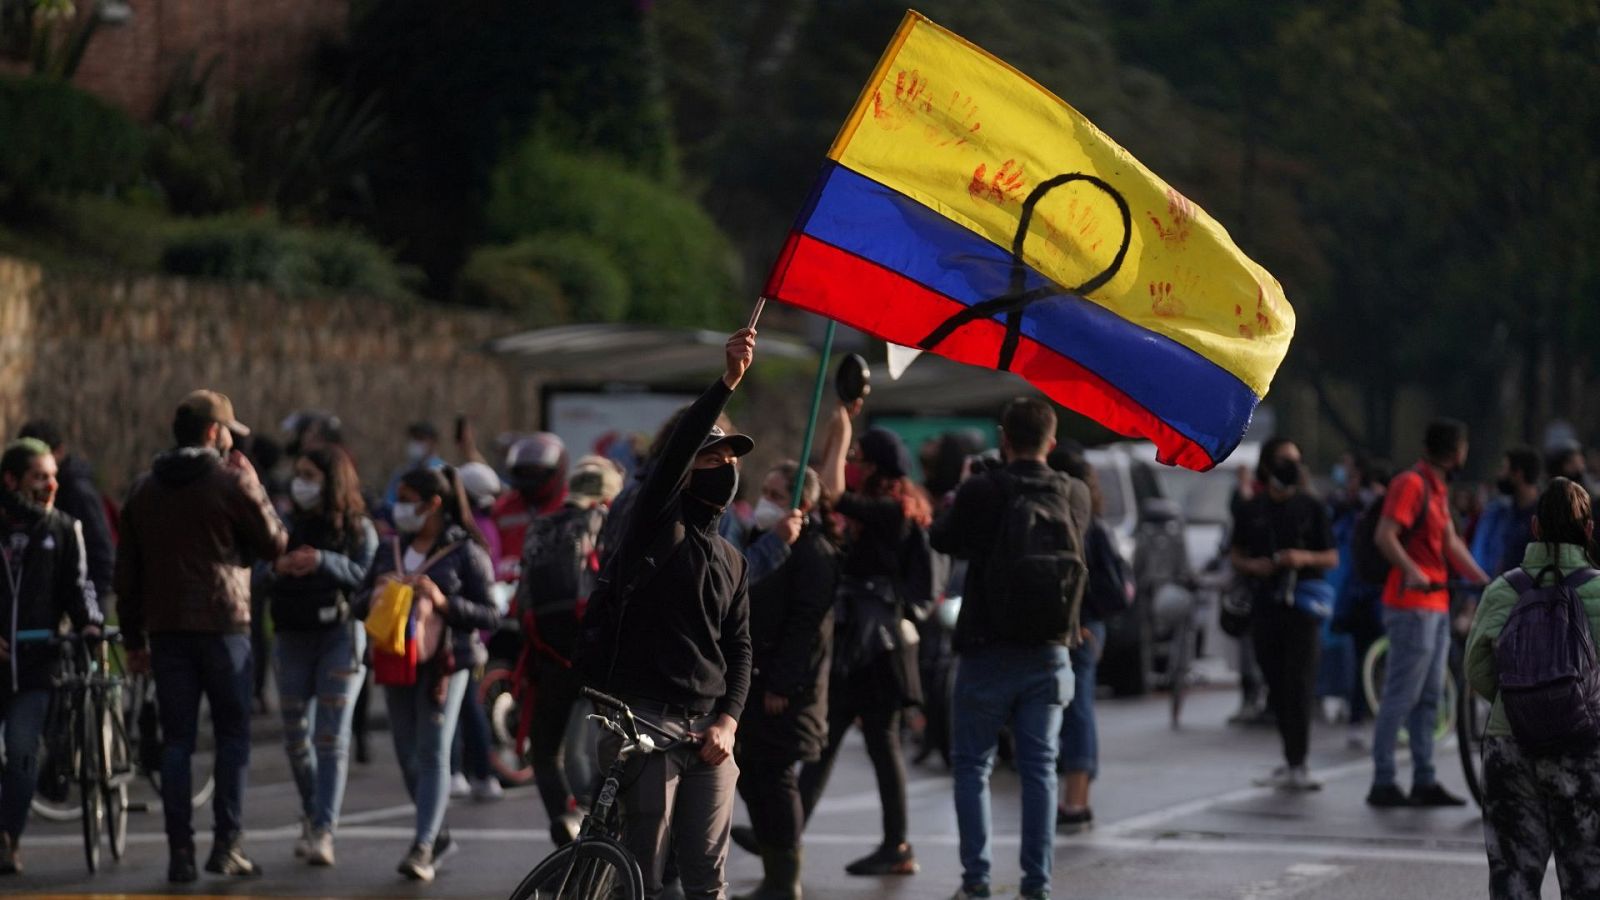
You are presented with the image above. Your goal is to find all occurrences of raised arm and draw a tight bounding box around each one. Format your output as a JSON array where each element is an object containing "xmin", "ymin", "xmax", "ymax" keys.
[{"xmin": 819, "ymin": 401, "xmax": 853, "ymax": 501}]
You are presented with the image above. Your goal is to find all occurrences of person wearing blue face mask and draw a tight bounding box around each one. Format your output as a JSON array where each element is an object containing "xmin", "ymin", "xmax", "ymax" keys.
[{"xmin": 578, "ymin": 327, "xmax": 757, "ymax": 900}]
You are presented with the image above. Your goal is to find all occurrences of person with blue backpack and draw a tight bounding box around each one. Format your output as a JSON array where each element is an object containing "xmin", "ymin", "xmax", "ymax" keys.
[{"xmin": 1466, "ymin": 477, "xmax": 1600, "ymax": 900}]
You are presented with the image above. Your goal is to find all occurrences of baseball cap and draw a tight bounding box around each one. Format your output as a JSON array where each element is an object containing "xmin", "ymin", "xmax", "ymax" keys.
[
  {"xmin": 568, "ymin": 455, "xmax": 624, "ymax": 508},
  {"xmin": 178, "ymin": 390, "xmax": 250, "ymax": 436},
  {"xmin": 697, "ymin": 424, "xmax": 754, "ymax": 459}
]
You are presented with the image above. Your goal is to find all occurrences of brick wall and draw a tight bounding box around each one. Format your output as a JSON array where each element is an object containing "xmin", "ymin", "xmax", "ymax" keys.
[
  {"xmin": 71, "ymin": 0, "xmax": 347, "ymax": 121},
  {"xmin": 0, "ymin": 256, "xmax": 539, "ymax": 497}
]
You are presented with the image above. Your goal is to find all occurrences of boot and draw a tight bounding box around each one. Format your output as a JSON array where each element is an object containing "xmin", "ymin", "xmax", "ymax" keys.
[{"xmin": 733, "ymin": 846, "xmax": 802, "ymax": 900}]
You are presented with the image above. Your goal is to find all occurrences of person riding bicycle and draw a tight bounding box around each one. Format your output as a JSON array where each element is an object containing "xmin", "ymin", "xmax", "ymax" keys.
[
  {"xmin": 0, "ymin": 438, "xmax": 103, "ymax": 876},
  {"xmin": 1366, "ymin": 419, "xmax": 1488, "ymax": 808},
  {"xmin": 578, "ymin": 327, "xmax": 756, "ymax": 900},
  {"xmin": 114, "ymin": 390, "xmax": 288, "ymax": 882}
]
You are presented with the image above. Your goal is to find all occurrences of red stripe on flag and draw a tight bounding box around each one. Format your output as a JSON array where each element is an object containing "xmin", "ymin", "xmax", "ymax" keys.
[{"xmin": 768, "ymin": 233, "xmax": 1217, "ymax": 470}]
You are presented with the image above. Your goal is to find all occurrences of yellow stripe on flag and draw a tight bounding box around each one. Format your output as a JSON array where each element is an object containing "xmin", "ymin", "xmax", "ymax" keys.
[{"xmin": 828, "ymin": 11, "xmax": 1293, "ymax": 398}]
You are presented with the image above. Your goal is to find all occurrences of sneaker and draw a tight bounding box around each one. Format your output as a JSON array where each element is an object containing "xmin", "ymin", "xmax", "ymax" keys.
[
  {"xmin": 0, "ymin": 832, "xmax": 21, "ymax": 875},
  {"xmin": 205, "ymin": 837, "xmax": 263, "ymax": 877},
  {"xmin": 1365, "ymin": 783, "xmax": 1410, "ymax": 808},
  {"xmin": 398, "ymin": 843, "xmax": 435, "ymax": 882},
  {"xmin": 469, "ymin": 775, "xmax": 505, "ymax": 802},
  {"xmin": 1252, "ymin": 766, "xmax": 1293, "ymax": 789},
  {"xmin": 433, "ymin": 828, "xmax": 458, "ymax": 866},
  {"xmin": 952, "ymin": 885, "xmax": 991, "ymax": 899},
  {"xmin": 1286, "ymin": 766, "xmax": 1322, "ymax": 792},
  {"xmin": 1410, "ymin": 782, "xmax": 1467, "ymax": 807},
  {"xmin": 294, "ymin": 817, "xmax": 312, "ymax": 859},
  {"xmin": 1056, "ymin": 807, "xmax": 1093, "ymax": 834},
  {"xmin": 845, "ymin": 842, "xmax": 918, "ymax": 876},
  {"xmin": 168, "ymin": 844, "xmax": 197, "ymax": 883},
  {"xmin": 449, "ymin": 772, "xmax": 472, "ymax": 798},
  {"xmin": 305, "ymin": 829, "xmax": 335, "ymax": 867}
]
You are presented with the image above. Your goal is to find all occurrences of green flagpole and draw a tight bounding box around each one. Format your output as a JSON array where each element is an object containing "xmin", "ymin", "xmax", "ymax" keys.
[{"xmin": 791, "ymin": 320, "xmax": 837, "ymax": 510}]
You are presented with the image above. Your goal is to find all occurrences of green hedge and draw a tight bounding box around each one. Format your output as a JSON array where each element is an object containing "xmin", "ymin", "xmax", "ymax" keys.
[
  {"xmin": 458, "ymin": 233, "xmax": 629, "ymax": 325},
  {"xmin": 485, "ymin": 142, "xmax": 740, "ymax": 326},
  {"xmin": 0, "ymin": 76, "xmax": 145, "ymax": 200},
  {"xmin": 160, "ymin": 215, "xmax": 415, "ymax": 302}
]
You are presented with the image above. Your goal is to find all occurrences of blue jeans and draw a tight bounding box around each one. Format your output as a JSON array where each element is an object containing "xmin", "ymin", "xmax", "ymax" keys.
[
  {"xmin": 1371, "ymin": 608, "xmax": 1450, "ymax": 787},
  {"xmin": 385, "ymin": 668, "xmax": 469, "ymax": 847},
  {"xmin": 0, "ymin": 688, "xmax": 51, "ymax": 839},
  {"xmin": 150, "ymin": 632, "xmax": 253, "ymax": 848},
  {"xmin": 1058, "ymin": 621, "xmax": 1105, "ymax": 777},
  {"xmin": 953, "ymin": 643, "xmax": 1073, "ymax": 896},
  {"xmin": 275, "ymin": 624, "xmax": 366, "ymax": 832},
  {"xmin": 450, "ymin": 668, "xmax": 492, "ymax": 781}
]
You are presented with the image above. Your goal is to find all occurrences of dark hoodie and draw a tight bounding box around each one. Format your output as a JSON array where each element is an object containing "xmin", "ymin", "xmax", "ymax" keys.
[
  {"xmin": 1, "ymin": 492, "xmax": 103, "ymax": 691},
  {"xmin": 114, "ymin": 447, "xmax": 287, "ymax": 652},
  {"xmin": 580, "ymin": 379, "xmax": 752, "ymax": 721},
  {"xmin": 53, "ymin": 454, "xmax": 115, "ymax": 599}
]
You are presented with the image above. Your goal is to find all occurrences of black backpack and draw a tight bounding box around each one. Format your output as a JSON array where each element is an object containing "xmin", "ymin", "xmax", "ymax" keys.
[
  {"xmin": 1496, "ymin": 565, "xmax": 1600, "ymax": 755},
  {"xmin": 1083, "ymin": 519, "xmax": 1134, "ymax": 621},
  {"xmin": 982, "ymin": 470, "xmax": 1089, "ymax": 643},
  {"xmin": 1351, "ymin": 469, "xmax": 1429, "ymax": 586},
  {"xmin": 897, "ymin": 523, "xmax": 949, "ymax": 623},
  {"xmin": 517, "ymin": 505, "xmax": 607, "ymax": 620}
]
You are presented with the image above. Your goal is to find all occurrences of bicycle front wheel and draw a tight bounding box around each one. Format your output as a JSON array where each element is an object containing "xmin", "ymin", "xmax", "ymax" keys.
[
  {"xmin": 79, "ymin": 699, "xmax": 103, "ymax": 873},
  {"xmin": 101, "ymin": 686, "xmax": 132, "ymax": 861},
  {"xmin": 508, "ymin": 837, "xmax": 644, "ymax": 900},
  {"xmin": 1456, "ymin": 669, "xmax": 1490, "ymax": 808}
]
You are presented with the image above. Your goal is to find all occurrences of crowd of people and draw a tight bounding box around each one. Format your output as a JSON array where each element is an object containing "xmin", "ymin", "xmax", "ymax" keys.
[{"xmin": 1, "ymin": 328, "xmax": 1599, "ymax": 899}]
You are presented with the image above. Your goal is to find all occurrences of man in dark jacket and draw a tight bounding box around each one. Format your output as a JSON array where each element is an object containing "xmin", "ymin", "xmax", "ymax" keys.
[
  {"xmin": 931, "ymin": 397, "xmax": 1090, "ymax": 900},
  {"xmin": 115, "ymin": 390, "xmax": 287, "ymax": 883},
  {"xmin": 0, "ymin": 438, "xmax": 102, "ymax": 875},
  {"xmin": 580, "ymin": 328, "xmax": 756, "ymax": 900},
  {"xmin": 17, "ymin": 420, "xmax": 115, "ymax": 604}
]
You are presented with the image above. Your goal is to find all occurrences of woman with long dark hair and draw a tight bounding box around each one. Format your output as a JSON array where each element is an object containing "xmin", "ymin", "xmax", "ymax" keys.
[
  {"xmin": 1468, "ymin": 478, "xmax": 1600, "ymax": 899},
  {"xmin": 354, "ymin": 466, "xmax": 498, "ymax": 883},
  {"xmin": 270, "ymin": 447, "xmax": 378, "ymax": 866},
  {"xmin": 797, "ymin": 400, "xmax": 930, "ymax": 876},
  {"xmin": 733, "ymin": 462, "xmax": 839, "ymax": 900}
]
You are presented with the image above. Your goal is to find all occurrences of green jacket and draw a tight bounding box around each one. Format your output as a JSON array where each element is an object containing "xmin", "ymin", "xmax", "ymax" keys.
[{"xmin": 1465, "ymin": 542, "xmax": 1600, "ymax": 737}]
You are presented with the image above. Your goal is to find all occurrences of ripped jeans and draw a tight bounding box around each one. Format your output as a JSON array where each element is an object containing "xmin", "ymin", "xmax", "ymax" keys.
[{"xmin": 275, "ymin": 624, "xmax": 366, "ymax": 832}]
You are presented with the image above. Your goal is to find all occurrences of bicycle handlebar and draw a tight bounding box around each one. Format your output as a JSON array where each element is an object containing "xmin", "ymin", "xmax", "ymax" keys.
[
  {"xmin": 13, "ymin": 627, "xmax": 121, "ymax": 644},
  {"xmin": 580, "ymin": 685, "xmax": 628, "ymax": 712}
]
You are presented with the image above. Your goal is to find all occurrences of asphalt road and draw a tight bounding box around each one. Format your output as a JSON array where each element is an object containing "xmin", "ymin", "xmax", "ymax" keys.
[{"xmin": 8, "ymin": 684, "xmax": 1506, "ymax": 899}]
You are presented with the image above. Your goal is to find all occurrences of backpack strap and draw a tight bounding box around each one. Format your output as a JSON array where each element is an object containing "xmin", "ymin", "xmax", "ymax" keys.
[
  {"xmin": 1504, "ymin": 568, "xmax": 1535, "ymax": 594},
  {"xmin": 1563, "ymin": 568, "xmax": 1600, "ymax": 590}
]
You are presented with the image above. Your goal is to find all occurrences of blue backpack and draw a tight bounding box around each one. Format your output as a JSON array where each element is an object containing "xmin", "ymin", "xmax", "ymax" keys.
[{"xmin": 1497, "ymin": 565, "xmax": 1600, "ymax": 755}]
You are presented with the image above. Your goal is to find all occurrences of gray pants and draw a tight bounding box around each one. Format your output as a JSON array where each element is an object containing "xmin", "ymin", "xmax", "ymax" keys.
[
  {"xmin": 598, "ymin": 709, "xmax": 739, "ymax": 900},
  {"xmin": 1483, "ymin": 735, "xmax": 1600, "ymax": 900}
]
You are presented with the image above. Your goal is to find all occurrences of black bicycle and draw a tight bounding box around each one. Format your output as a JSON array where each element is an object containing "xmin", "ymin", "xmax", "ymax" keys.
[
  {"xmin": 16, "ymin": 627, "xmax": 134, "ymax": 872},
  {"xmin": 505, "ymin": 687, "xmax": 696, "ymax": 900}
]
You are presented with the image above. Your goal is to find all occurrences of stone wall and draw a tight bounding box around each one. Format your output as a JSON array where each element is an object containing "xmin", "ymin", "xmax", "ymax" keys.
[{"xmin": 0, "ymin": 256, "xmax": 534, "ymax": 496}]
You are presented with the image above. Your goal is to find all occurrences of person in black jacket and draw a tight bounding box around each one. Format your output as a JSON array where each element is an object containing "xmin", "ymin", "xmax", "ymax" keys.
[
  {"xmin": 353, "ymin": 466, "xmax": 499, "ymax": 883},
  {"xmin": 268, "ymin": 447, "xmax": 378, "ymax": 867},
  {"xmin": 0, "ymin": 438, "xmax": 102, "ymax": 875},
  {"xmin": 731, "ymin": 461, "xmax": 838, "ymax": 900},
  {"xmin": 796, "ymin": 399, "xmax": 931, "ymax": 877},
  {"xmin": 17, "ymin": 421, "xmax": 114, "ymax": 606},
  {"xmin": 579, "ymin": 327, "xmax": 756, "ymax": 900}
]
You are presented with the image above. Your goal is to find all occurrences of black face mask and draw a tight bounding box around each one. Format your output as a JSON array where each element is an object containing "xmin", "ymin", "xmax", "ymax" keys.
[
  {"xmin": 686, "ymin": 463, "xmax": 739, "ymax": 509},
  {"xmin": 1270, "ymin": 459, "xmax": 1300, "ymax": 489},
  {"xmin": 1497, "ymin": 477, "xmax": 1517, "ymax": 497}
]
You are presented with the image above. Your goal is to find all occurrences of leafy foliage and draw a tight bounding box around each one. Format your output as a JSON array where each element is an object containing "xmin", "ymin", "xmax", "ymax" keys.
[
  {"xmin": 160, "ymin": 215, "xmax": 415, "ymax": 302},
  {"xmin": 0, "ymin": 75, "xmax": 144, "ymax": 204},
  {"xmin": 458, "ymin": 234, "xmax": 629, "ymax": 326},
  {"xmin": 485, "ymin": 142, "xmax": 739, "ymax": 326}
]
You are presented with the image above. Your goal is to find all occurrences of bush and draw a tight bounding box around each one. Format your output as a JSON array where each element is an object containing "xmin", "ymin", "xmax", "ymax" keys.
[
  {"xmin": 147, "ymin": 128, "xmax": 245, "ymax": 215},
  {"xmin": 458, "ymin": 233, "xmax": 629, "ymax": 325},
  {"xmin": 485, "ymin": 141, "xmax": 740, "ymax": 326},
  {"xmin": 160, "ymin": 215, "xmax": 414, "ymax": 302},
  {"xmin": 0, "ymin": 76, "xmax": 145, "ymax": 203}
]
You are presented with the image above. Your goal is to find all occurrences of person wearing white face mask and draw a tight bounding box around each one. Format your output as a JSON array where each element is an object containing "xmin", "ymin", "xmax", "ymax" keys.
[
  {"xmin": 730, "ymin": 462, "xmax": 838, "ymax": 900},
  {"xmin": 267, "ymin": 447, "xmax": 378, "ymax": 867},
  {"xmin": 382, "ymin": 422, "xmax": 445, "ymax": 511}
]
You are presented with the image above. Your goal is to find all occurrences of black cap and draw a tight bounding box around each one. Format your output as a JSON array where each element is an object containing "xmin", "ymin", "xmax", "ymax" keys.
[{"xmin": 698, "ymin": 424, "xmax": 754, "ymax": 458}]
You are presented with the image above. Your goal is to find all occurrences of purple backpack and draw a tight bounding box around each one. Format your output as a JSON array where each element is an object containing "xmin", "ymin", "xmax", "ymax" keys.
[{"xmin": 1497, "ymin": 565, "xmax": 1600, "ymax": 755}]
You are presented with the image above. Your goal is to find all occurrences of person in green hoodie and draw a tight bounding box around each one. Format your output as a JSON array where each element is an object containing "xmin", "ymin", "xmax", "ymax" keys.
[{"xmin": 1465, "ymin": 477, "xmax": 1600, "ymax": 900}]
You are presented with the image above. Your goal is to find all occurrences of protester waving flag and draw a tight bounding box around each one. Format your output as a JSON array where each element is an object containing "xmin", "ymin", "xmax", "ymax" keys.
[{"xmin": 764, "ymin": 10, "xmax": 1294, "ymax": 471}]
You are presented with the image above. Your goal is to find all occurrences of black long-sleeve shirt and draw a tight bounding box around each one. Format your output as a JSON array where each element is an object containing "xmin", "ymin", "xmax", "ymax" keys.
[{"xmin": 586, "ymin": 378, "xmax": 752, "ymax": 720}]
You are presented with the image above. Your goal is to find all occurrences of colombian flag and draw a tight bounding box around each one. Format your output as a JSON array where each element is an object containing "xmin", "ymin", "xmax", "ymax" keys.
[{"xmin": 764, "ymin": 11, "xmax": 1295, "ymax": 471}]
